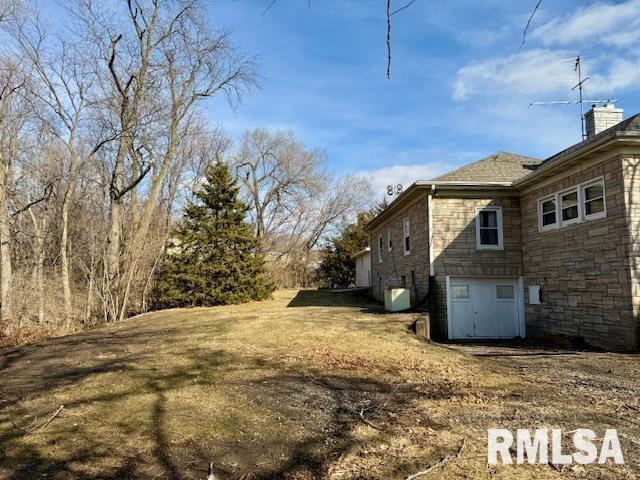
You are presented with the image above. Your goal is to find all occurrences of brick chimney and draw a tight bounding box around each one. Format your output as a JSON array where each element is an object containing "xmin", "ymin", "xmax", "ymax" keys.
[{"xmin": 584, "ymin": 102, "xmax": 623, "ymax": 138}]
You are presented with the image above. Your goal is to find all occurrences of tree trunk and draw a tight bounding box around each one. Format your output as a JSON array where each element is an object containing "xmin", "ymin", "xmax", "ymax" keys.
[
  {"xmin": 60, "ymin": 150, "xmax": 81, "ymax": 326},
  {"xmin": 105, "ymin": 197, "xmax": 122, "ymax": 322},
  {"xmin": 60, "ymin": 191, "xmax": 73, "ymax": 324},
  {"xmin": 118, "ymin": 126, "xmax": 178, "ymax": 321},
  {"xmin": 85, "ymin": 250, "xmax": 95, "ymax": 325},
  {"xmin": 0, "ymin": 157, "xmax": 12, "ymax": 327},
  {"xmin": 35, "ymin": 224, "xmax": 45, "ymax": 324},
  {"xmin": 28, "ymin": 208, "xmax": 46, "ymax": 324},
  {"xmin": 0, "ymin": 205, "xmax": 12, "ymax": 325}
]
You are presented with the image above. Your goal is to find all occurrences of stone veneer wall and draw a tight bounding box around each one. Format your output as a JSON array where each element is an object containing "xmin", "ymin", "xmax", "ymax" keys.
[
  {"xmin": 369, "ymin": 196, "xmax": 430, "ymax": 305},
  {"xmin": 521, "ymin": 155, "xmax": 638, "ymax": 351},
  {"xmin": 622, "ymin": 155, "xmax": 640, "ymax": 350},
  {"xmin": 430, "ymin": 196, "xmax": 523, "ymax": 338}
]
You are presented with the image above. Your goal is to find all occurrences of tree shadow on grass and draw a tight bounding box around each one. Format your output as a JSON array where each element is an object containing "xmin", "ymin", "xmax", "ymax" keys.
[
  {"xmin": 286, "ymin": 289, "xmax": 384, "ymax": 313},
  {"xmin": 0, "ymin": 337, "xmax": 456, "ymax": 480},
  {"xmin": 0, "ymin": 299, "xmax": 461, "ymax": 480}
]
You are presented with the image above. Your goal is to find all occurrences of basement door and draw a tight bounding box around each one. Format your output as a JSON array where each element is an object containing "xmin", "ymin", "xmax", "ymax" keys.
[{"xmin": 448, "ymin": 277, "xmax": 521, "ymax": 339}]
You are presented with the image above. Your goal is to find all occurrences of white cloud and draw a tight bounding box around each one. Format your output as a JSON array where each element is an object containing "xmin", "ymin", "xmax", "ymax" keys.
[
  {"xmin": 453, "ymin": 49, "xmax": 575, "ymax": 101},
  {"xmin": 588, "ymin": 57, "xmax": 640, "ymax": 93},
  {"xmin": 530, "ymin": 0, "xmax": 640, "ymax": 48},
  {"xmin": 356, "ymin": 163, "xmax": 453, "ymax": 199},
  {"xmin": 453, "ymin": 47, "xmax": 640, "ymax": 103}
]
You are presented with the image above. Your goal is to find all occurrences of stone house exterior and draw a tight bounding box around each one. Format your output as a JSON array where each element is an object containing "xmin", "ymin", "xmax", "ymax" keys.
[{"xmin": 365, "ymin": 104, "xmax": 640, "ymax": 351}]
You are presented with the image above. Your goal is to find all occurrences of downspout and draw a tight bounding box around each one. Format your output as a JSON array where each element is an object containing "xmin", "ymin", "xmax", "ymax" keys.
[{"xmin": 427, "ymin": 185, "xmax": 436, "ymax": 276}]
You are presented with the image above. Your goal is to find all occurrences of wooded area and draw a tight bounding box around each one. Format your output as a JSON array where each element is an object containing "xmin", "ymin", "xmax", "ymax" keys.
[{"xmin": 0, "ymin": 0, "xmax": 370, "ymax": 345}]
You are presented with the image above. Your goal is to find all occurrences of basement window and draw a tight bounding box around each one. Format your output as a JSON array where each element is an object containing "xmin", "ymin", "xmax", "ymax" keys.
[{"xmin": 475, "ymin": 206, "xmax": 503, "ymax": 250}]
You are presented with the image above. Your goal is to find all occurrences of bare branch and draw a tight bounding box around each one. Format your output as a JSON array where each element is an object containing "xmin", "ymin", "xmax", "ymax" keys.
[
  {"xmin": 261, "ymin": 0, "xmax": 277, "ymax": 16},
  {"xmin": 521, "ymin": 0, "xmax": 543, "ymax": 49},
  {"xmin": 391, "ymin": 0, "xmax": 417, "ymax": 16},
  {"xmin": 387, "ymin": 0, "xmax": 391, "ymax": 79}
]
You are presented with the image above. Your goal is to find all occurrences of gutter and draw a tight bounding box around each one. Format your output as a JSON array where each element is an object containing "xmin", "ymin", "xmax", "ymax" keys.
[
  {"xmin": 365, "ymin": 180, "xmax": 513, "ymax": 232},
  {"xmin": 514, "ymin": 133, "xmax": 640, "ymax": 188},
  {"xmin": 366, "ymin": 128, "xmax": 640, "ymax": 233},
  {"xmin": 414, "ymin": 180, "xmax": 513, "ymax": 187}
]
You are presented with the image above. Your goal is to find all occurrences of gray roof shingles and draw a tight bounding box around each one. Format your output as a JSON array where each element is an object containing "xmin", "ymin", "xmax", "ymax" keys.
[{"xmin": 432, "ymin": 151, "xmax": 542, "ymax": 182}]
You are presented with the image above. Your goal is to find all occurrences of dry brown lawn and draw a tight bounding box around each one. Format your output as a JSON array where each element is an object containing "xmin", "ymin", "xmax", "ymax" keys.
[{"xmin": 0, "ymin": 289, "xmax": 638, "ymax": 479}]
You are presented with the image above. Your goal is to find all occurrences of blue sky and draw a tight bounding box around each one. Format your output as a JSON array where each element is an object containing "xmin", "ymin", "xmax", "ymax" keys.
[{"xmin": 205, "ymin": 0, "xmax": 640, "ymax": 196}]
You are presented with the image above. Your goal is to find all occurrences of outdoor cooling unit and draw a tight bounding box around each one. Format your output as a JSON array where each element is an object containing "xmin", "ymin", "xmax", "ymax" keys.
[{"xmin": 384, "ymin": 288, "xmax": 410, "ymax": 312}]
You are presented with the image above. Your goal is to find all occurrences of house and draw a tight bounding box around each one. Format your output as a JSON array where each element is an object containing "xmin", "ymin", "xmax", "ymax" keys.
[
  {"xmin": 352, "ymin": 247, "xmax": 371, "ymax": 287},
  {"xmin": 365, "ymin": 103, "xmax": 640, "ymax": 351}
]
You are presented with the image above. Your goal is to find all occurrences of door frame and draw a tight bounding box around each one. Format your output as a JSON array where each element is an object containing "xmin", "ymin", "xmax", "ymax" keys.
[{"xmin": 446, "ymin": 275, "xmax": 526, "ymax": 340}]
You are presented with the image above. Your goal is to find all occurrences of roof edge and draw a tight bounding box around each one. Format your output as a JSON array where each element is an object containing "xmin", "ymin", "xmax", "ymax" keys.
[
  {"xmin": 351, "ymin": 247, "xmax": 371, "ymax": 259},
  {"xmin": 364, "ymin": 180, "xmax": 515, "ymax": 232},
  {"xmin": 514, "ymin": 132, "xmax": 640, "ymax": 188}
]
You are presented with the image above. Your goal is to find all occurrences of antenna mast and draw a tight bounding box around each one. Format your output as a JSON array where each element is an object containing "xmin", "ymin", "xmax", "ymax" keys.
[
  {"xmin": 530, "ymin": 56, "xmax": 615, "ymax": 140},
  {"xmin": 572, "ymin": 56, "xmax": 588, "ymax": 139}
]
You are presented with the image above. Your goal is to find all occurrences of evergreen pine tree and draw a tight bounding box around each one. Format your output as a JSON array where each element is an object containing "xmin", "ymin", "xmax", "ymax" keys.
[
  {"xmin": 154, "ymin": 161, "xmax": 273, "ymax": 308},
  {"xmin": 318, "ymin": 212, "xmax": 371, "ymax": 288}
]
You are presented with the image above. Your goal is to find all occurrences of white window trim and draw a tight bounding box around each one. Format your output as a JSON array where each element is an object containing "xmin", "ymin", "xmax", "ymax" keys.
[
  {"xmin": 475, "ymin": 206, "xmax": 504, "ymax": 250},
  {"xmin": 378, "ymin": 234, "xmax": 383, "ymax": 263},
  {"xmin": 538, "ymin": 195, "xmax": 558, "ymax": 231},
  {"xmin": 387, "ymin": 228, "xmax": 392, "ymax": 252},
  {"xmin": 559, "ymin": 187, "xmax": 581, "ymax": 227},
  {"xmin": 403, "ymin": 218, "xmax": 410, "ymax": 256},
  {"xmin": 581, "ymin": 178, "xmax": 607, "ymax": 221},
  {"xmin": 537, "ymin": 176, "xmax": 607, "ymax": 232}
]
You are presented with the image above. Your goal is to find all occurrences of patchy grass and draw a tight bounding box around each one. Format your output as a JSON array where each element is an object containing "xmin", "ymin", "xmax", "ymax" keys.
[{"xmin": 0, "ymin": 289, "xmax": 638, "ymax": 479}]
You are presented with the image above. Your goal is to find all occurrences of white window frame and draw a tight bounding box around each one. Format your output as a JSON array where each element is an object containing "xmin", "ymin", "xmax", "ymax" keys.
[
  {"xmin": 581, "ymin": 177, "xmax": 607, "ymax": 221},
  {"xmin": 538, "ymin": 195, "xmax": 558, "ymax": 231},
  {"xmin": 387, "ymin": 228, "xmax": 392, "ymax": 252},
  {"xmin": 475, "ymin": 206, "xmax": 504, "ymax": 250},
  {"xmin": 537, "ymin": 176, "xmax": 607, "ymax": 232},
  {"xmin": 378, "ymin": 234, "xmax": 383, "ymax": 263},
  {"xmin": 402, "ymin": 218, "xmax": 410, "ymax": 256},
  {"xmin": 559, "ymin": 187, "xmax": 580, "ymax": 227}
]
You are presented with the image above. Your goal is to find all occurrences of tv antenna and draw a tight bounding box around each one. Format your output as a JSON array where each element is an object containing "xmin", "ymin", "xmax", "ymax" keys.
[
  {"xmin": 529, "ymin": 56, "xmax": 616, "ymax": 140},
  {"xmin": 386, "ymin": 184, "xmax": 403, "ymax": 197}
]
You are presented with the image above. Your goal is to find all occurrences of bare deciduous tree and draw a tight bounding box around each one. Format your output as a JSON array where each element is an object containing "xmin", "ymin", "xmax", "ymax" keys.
[
  {"xmin": 7, "ymin": 16, "xmax": 96, "ymax": 325},
  {"xmin": 74, "ymin": 0, "xmax": 256, "ymax": 322},
  {"xmin": 0, "ymin": 57, "xmax": 30, "ymax": 328},
  {"xmin": 232, "ymin": 128, "xmax": 371, "ymax": 285}
]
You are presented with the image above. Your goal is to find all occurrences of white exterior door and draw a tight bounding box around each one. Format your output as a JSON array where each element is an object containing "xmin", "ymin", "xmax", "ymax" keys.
[{"xmin": 448, "ymin": 277, "xmax": 522, "ymax": 339}]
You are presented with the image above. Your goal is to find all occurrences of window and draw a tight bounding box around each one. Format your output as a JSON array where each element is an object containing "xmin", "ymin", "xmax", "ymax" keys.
[
  {"xmin": 496, "ymin": 285, "xmax": 515, "ymax": 299},
  {"xmin": 560, "ymin": 189, "xmax": 579, "ymax": 224},
  {"xmin": 538, "ymin": 177, "xmax": 607, "ymax": 231},
  {"xmin": 582, "ymin": 180, "xmax": 606, "ymax": 219},
  {"xmin": 476, "ymin": 206, "xmax": 503, "ymax": 250},
  {"xmin": 387, "ymin": 229, "xmax": 392, "ymax": 251},
  {"xmin": 451, "ymin": 285, "xmax": 470, "ymax": 299},
  {"xmin": 539, "ymin": 196, "xmax": 557, "ymax": 229},
  {"xmin": 378, "ymin": 235, "xmax": 383, "ymax": 263},
  {"xmin": 403, "ymin": 218, "xmax": 410, "ymax": 255}
]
